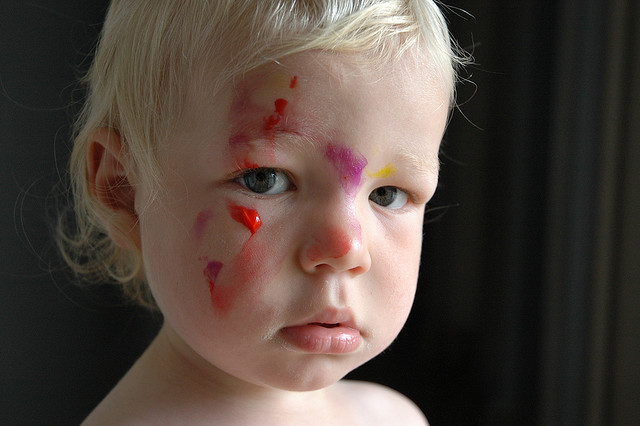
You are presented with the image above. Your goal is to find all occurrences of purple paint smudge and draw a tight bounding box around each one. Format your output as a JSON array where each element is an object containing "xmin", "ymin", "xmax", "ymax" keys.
[
  {"xmin": 204, "ymin": 261, "xmax": 223, "ymax": 288},
  {"xmin": 192, "ymin": 210, "xmax": 214, "ymax": 240},
  {"xmin": 324, "ymin": 144, "xmax": 368, "ymax": 196}
]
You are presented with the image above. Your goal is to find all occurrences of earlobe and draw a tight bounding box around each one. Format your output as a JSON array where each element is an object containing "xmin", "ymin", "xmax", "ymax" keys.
[{"xmin": 87, "ymin": 128, "xmax": 141, "ymax": 250}]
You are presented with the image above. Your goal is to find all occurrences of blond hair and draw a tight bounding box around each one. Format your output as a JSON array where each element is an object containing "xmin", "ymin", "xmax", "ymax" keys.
[{"xmin": 58, "ymin": 0, "xmax": 467, "ymax": 307}]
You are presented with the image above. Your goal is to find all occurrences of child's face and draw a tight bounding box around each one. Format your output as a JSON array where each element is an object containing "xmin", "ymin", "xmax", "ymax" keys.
[{"xmin": 136, "ymin": 51, "xmax": 449, "ymax": 391}]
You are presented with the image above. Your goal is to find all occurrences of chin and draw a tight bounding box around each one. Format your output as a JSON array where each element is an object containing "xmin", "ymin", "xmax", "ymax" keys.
[{"xmin": 260, "ymin": 357, "xmax": 360, "ymax": 392}]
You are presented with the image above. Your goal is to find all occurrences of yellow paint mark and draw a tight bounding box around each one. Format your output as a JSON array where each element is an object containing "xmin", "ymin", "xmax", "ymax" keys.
[
  {"xmin": 250, "ymin": 70, "xmax": 293, "ymax": 106},
  {"xmin": 368, "ymin": 163, "xmax": 396, "ymax": 178}
]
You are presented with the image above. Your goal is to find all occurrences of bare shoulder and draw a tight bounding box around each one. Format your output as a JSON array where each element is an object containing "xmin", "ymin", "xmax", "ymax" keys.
[{"xmin": 335, "ymin": 380, "xmax": 429, "ymax": 426}]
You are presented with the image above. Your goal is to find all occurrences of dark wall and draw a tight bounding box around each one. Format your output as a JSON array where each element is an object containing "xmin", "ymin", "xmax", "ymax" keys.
[
  {"xmin": 2, "ymin": 1, "xmax": 637, "ymax": 425},
  {"xmin": 1, "ymin": 2, "xmax": 159, "ymax": 424}
]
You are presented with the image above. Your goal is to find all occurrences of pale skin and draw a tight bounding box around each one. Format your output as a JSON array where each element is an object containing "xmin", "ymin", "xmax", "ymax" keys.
[{"xmin": 85, "ymin": 51, "xmax": 448, "ymax": 425}]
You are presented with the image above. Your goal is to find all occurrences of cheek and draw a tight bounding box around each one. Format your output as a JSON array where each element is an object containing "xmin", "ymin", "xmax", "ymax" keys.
[
  {"xmin": 231, "ymin": 237, "xmax": 287, "ymax": 298},
  {"xmin": 374, "ymin": 221, "xmax": 422, "ymax": 303},
  {"xmin": 197, "ymin": 207, "xmax": 289, "ymax": 315}
]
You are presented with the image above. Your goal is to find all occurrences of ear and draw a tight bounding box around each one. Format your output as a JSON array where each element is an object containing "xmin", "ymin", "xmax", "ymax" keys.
[{"xmin": 87, "ymin": 128, "xmax": 141, "ymax": 250}]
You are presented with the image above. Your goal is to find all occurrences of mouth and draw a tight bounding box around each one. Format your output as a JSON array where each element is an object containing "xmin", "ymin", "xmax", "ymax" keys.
[
  {"xmin": 310, "ymin": 322, "xmax": 340, "ymax": 328},
  {"xmin": 280, "ymin": 307, "xmax": 362, "ymax": 354}
]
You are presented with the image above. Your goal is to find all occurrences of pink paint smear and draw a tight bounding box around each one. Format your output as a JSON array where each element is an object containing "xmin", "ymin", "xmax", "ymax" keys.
[{"xmin": 306, "ymin": 226, "xmax": 352, "ymax": 262}]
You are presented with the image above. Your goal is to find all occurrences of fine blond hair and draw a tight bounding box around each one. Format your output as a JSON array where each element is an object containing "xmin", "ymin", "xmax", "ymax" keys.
[{"xmin": 58, "ymin": 0, "xmax": 467, "ymax": 307}]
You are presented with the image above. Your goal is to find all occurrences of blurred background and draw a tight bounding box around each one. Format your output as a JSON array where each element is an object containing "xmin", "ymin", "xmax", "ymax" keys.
[{"xmin": 1, "ymin": 0, "xmax": 638, "ymax": 424}]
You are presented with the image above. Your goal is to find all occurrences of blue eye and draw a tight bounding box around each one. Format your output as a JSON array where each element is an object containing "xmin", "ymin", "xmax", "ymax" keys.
[
  {"xmin": 369, "ymin": 186, "xmax": 408, "ymax": 209},
  {"xmin": 236, "ymin": 168, "xmax": 292, "ymax": 194}
]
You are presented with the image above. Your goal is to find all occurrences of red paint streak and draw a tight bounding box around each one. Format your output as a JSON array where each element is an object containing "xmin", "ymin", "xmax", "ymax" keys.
[
  {"xmin": 289, "ymin": 75, "xmax": 298, "ymax": 88},
  {"xmin": 204, "ymin": 260, "xmax": 234, "ymax": 313},
  {"xmin": 228, "ymin": 204, "xmax": 262, "ymax": 235},
  {"xmin": 263, "ymin": 98, "xmax": 288, "ymax": 131},
  {"xmin": 202, "ymin": 220, "xmax": 287, "ymax": 316},
  {"xmin": 242, "ymin": 159, "xmax": 259, "ymax": 169},
  {"xmin": 263, "ymin": 114, "xmax": 280, "ymax": 131},
  {"xmin": 228, "ymin": 133, "xmax": 262, "ymax": 169},
  {"xmin": 274, "ymin": 98, "xmax": 288, "ymax": 115},
  {"xmin": 231, "ymin": 234, "xmax": 286, "ymax": 306},
  {"xmin": 306, "ymin": 227, "xmax": 352, "ymax": 262}
]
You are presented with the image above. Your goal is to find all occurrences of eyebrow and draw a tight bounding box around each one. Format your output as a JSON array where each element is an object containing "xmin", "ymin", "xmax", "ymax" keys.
[
  {"xmin": 239, "ymin": 130, "xmax": 442, "ymax": 179},
  {"xmin": 392, "ymin": 146, "xmax": 441, "ymax": 178}
]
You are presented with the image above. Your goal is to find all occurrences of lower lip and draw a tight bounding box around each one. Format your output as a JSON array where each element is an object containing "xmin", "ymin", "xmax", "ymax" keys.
[{"xmin": 281, "ymin": 324, "xmax": 362, "ymax": 354}]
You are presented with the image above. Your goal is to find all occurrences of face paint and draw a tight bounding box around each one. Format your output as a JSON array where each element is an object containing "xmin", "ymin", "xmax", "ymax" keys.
[
  {"xmin": 204, "ymin": 260, "xmax": 223, "ymax": 293},
  {"xmin": 368, "ymin": 163, "xmax": 396, "ymax": 178},
  {"xmin": 203, "ymin": 217, "xmax": 283, "ymax": 314},
  {"xmin": 289, "ymin": 75, "xmax": 298, "ymax": 88},
  {"xmin": 324, "ymin": 144, "xmax": 368, "ymax": 196},
  {"xmin": 228, "ymin": 204, "xmax": 262, "ymax": 235},
  {"xmin": 306, "ymin": 226, "xmax": 353, "ymax": 262},
  {"xmin": 192, "ymin": 210, "xmax": 214, "ymax": 241},
  {"xmin": 203, "ymin": 260, "xmax": 236, "ymax": 313},
  {"xmin": 229, "ymin": 133, "xmax": 249, "ymax": 146},
  {"xmin": 263, "ymin": 98, "xmax": 288, "ymax": 131},
  {"xmin": 228, "ymin": 134, "xmax": 263, "ymax": 169},
  {"xmin": 274, "ymin": 98, "xmax": 288, "ymax": 115}
]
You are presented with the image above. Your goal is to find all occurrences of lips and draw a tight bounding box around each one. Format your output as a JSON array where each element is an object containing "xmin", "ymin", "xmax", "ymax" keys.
[
  {"xmin": 309, "ymin": 322, "xmax": 340, "ymax": 328},
  {"xmin": 280, "ymin": 308, "xmax": 362, "ymax": 354}
]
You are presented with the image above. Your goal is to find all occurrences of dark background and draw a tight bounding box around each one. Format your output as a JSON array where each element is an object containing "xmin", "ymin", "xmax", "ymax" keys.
[{"xmin": 1, "ymin": 1, "xmax": 638, "ymax": 424}]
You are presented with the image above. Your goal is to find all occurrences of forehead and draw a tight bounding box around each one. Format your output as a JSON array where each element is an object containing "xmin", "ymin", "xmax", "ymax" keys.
[
  {"xmin": 171, "ymin": 50, "xmax": 449, "ymax": 175},
  {"xmin": 229, "ymin": 51, "xmax": 448, "ymax": 144},
  {"xmin": 237, "ymin": 51, "xmax": 447, "ymax": 109}
]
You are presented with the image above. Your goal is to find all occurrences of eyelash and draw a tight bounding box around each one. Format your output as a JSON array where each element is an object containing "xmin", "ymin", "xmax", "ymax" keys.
[
  {"xmin": 368, "ymin": 186, "xmax": 410, "ymax": 209},
  {"xmin": 232, "ymin": 167, "xmax": 420, "ymax": 209},
  {"xmin": 234, "ymin": 167, "xmax": 295, "ymax": 195}
]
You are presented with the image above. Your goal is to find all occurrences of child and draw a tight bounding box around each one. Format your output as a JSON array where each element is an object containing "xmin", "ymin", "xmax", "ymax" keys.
[{"xmin": 59, "ymin": 0, "xmax": 464, "ymax": 424}]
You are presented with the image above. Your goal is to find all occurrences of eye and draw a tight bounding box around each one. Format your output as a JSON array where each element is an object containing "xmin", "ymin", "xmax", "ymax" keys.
[
  {"xmin": 236, "ymin": 168, "xmax": 292, "ymax": 194},
  {"xmin": 369, "ymin": 186, "xmax": 409, "ymax": 209}
]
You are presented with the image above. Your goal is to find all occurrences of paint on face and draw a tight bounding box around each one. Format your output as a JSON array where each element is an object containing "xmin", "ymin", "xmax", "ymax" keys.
[
  {"xmin": 203, "ymin": 223, "xmax": 285, "ymax": 315},
  {"xmin": 306, "ymin": 226, "xmax": 353, "ymax": 262},
  {"xmin": 228, "ymin": 204, "xmax": 262, "ymax": 235},
  {"xmin": 263, "ymin": 98, "xmax": 288, "ymax": 131},
  {"xmin": 274, "ymin": 98, "xmax": 288, "ymax": 115},
  {"xmin": 192, "ymin": 210, "xmax": 214, "ymax": 241},
  {"xmin": 203, "ymin": 260, "xmax": 236, "ymax": 313},
  {"xmin": 228, "ymin": 133, "xmax": 264, "ymax": 170},
  {"xmin": 204, "ymin": 260, "xmax": 223, "ymax": 294},
  {"xmin": 368, "ymin": 163, "xmax": 396, "ymax": 178},
  {"xmin": 228, "ymin": 72, "xmax": 301, "ymax": 164},
  {"xmin": 230, "ymin": 234, "xmax": 286, "ymax": 305},
  {"xmin": 229, "ymin": 133, "xmax": 250, "ymax": 146},
  {"xmin": 240, "ymin": 159, "xmax": 259, "ymax": 169},
  {"xmin": 324, "ymin": 144, "xmax": 368, "ymax": 196}
]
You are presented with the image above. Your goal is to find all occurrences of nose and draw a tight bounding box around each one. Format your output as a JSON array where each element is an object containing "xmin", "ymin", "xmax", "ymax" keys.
[{"xmin": 299, "ymin": 217, "xmax": 371, "ymax": 275}]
